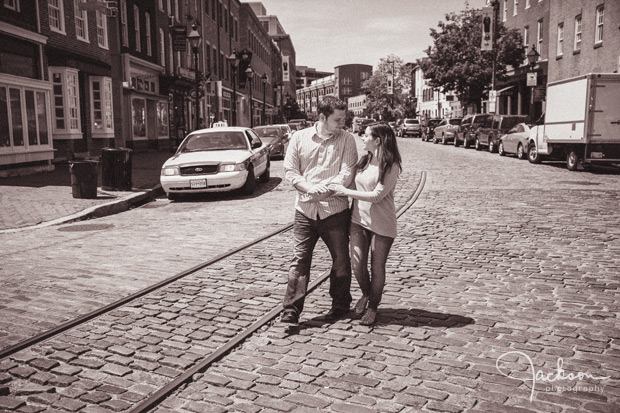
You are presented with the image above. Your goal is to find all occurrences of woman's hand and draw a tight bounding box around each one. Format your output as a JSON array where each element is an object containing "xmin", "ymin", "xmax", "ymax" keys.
[{"xmin": 328, "ymin": 183, "xmax": 347, "ymax": 196}]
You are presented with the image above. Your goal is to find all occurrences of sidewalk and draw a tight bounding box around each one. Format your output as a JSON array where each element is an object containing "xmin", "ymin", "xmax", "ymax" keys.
[{"xmin": 0, "ymin": 150, "xmax": 172, "ymax": 232}]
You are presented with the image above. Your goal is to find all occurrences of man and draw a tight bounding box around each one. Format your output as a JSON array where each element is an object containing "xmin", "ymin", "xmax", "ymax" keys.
[{"xmin": 280, "ymin": 96, "xmax": 359, "ymax": 325}]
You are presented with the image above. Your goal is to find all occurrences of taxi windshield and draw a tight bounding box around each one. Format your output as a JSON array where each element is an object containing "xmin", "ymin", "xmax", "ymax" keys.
[{"xmin": 179, "ymin": 132, "xmax": 248, "ymax": 152}]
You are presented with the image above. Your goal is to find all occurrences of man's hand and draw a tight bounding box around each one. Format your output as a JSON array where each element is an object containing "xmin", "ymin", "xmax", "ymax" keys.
[{"xmin": 307, "ymin": 183, "xmax": 330, "ymax": 195}]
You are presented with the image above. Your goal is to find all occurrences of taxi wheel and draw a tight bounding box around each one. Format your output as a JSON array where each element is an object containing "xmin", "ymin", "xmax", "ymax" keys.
[
  {"xmin": 167, "ymin": 192, "xmax": 180, "ymax": 201},
  {"xmin": 241, "ymin": 166, "xmax": 256, "ymax": 195},
  {"xmin": 259, "ymin": 162, "xmax": 270, "ymax": 183}
]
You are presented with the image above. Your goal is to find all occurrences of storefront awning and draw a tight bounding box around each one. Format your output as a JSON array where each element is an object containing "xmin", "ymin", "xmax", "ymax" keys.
[{"xmin": 497, "ymin": 85, "xmax": 515, "ymax": 95}]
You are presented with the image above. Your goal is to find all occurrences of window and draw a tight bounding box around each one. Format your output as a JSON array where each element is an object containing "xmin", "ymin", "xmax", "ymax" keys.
[
  {"xmin": 134, "ymin": 6, "xmax": 140, "ymax": 52},
  {"xmin": 513, "ymin": 0, "xmax": 518, "ymax": 16},
  {"xmin": 157, "ymin": 101, "xmax": 168, "ymax": 137},
  {"xmin": 4, "ymin": 0, "xmax": 20, "ymax": 11},
  {"xmin": 523, "ymin": 26, "xmax": 529, "ymax": 48},
  {"xmin": 595, "ymin": 5, "xmax": 604, "ymax": 44},
  {"xmin": 96, "ymin": 11, "xmax": 108, "ymax": 48},
  {"xmin": 525, "ymin": 0, "xmax": 530, "ymax": 8},
  {"xmin": 48, "ymin": 0, "xmax": 65, "ymax": 33},
  {"xmin": 145, "ymin": 13, "xmax": 152, "ymax": 56},
  {"xmin": 74, "ymin": 0, "xmax": 89, "ymax": 42},
  {"xmin": 503, "ymin": 0, "xmax": 507, "ymax": 22},
  {"xmin": 574, "ymin": 15, "xmax": 582, "ymax": 51},
  {"xmin": 537, "ymin": 19, "xmax": 543, "ymax": 55},
  {"xmin": 120, "ymin": 0, "xmax": 128, "ymax": 47},
  {"xmin": 159, "ymin": 29, "xmax": 165, "ymax": 66},
  {"xmin": 158, "ymin": 0, "xmax": 163, "ymax": 11},
  {"xmin": 132, "ymin": 98, "xmax": 146, "ymax": 138},
  {"xmin": 90, "ymin": 77, "xmax": 114, "ymax": 137},
  {"xmin": 556, "ymin": 23, "xmax": 564, "ymax": 56},
  {"xmin": 49, "ymin": 67, "xmax": 81, "ymax": 138},
  {"xmin": 0, "ymin": 85, "xmax": 50, "ymax": 150}
]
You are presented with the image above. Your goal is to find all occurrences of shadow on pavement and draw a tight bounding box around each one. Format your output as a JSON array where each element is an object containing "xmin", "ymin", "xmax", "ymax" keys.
[
  {"xmin": 289, "ymin": 308, "xmax": 475, "ymax": 333},
  {"xmin": 163, "ymin": 177, "xmax": 284, "ymax": 202}
]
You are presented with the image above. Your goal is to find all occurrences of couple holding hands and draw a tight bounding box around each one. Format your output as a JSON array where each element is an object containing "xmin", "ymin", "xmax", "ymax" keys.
[{"xmin": 280, "ymin": 96, "xmax": 402, "ymax": 327}]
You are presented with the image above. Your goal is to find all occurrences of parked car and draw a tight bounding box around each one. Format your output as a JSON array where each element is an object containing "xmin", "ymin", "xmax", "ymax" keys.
[
  {"xmin": 352, "ymin": 117, "xmax": 373, "ymax": 134},
  {"xmin": 475, "ymin": 114, "xmax": 528, "ymax": 152},
  {"xmin": 253, "ymin": 125, "xmax": 290, "ymax": 159},
  {"xmin": 498, "ymin": 123, "xmax": 531, "ymax": 159},
  {"xmin": 421, "ymin": 118, "xmax": 442, "ymax": 142},
  {"xmin": 456, "ymin": 113, "xmax": 492, "ymax": 148},
  {"xmin": 357, "ymin": 118, "xmax": 376, "ymax": 135},
  {"xmin": 160, "ymin": 126, "xmax": 271, "ymax": 200},
  {"xmin": 432, "ymin": 118, "xmax": 463, "ymax": 145},
  {"xmin": 400, "ymin": 118, "xmax": 421, "ymax": 137}
]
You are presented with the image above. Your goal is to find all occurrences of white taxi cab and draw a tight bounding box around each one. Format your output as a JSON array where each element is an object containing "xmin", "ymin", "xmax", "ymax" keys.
[{"xmin": 160, "ymin": 125, "xmax": 270, "ymax": 200}]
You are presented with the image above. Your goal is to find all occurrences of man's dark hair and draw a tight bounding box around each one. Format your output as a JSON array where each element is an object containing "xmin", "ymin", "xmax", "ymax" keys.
[{"xmin": 317, "ymin": 96, "xmax": 347, "ymax": 118}]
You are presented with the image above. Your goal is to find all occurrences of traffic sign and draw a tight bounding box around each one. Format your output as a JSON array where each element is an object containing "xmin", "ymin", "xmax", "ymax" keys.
[
  {"xmin": 527, "ymin": 72, "xmax": 538, "ymax": 87},
  {"xmin": 489, "ymin": 90, "xmax": 497, "ymax": 103},
  {"xmin": 189, "ymin": 88, "xmax": 204, "ymax": 100}
]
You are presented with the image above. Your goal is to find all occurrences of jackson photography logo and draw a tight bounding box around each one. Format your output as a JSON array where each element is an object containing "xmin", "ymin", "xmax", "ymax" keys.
[{"xmin": 495, "ymin": 351, "xmax": 610, "ymax": 402}]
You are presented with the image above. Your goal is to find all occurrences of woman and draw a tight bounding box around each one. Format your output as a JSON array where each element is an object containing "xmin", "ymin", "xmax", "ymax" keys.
[{"xmin": 329, "ymin": 123, "xmax": 402, "ymax": 325}]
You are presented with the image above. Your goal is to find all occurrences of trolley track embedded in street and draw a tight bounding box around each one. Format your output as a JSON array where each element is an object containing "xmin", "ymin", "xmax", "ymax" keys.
[{"xmin": 1, "ymin": 171, "xmax": 427, "ymax": 412}]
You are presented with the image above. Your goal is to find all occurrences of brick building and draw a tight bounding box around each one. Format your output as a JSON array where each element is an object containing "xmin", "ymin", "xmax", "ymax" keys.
[
  {"xmin": 0, "ymin": 1, "xmax": 55, "ymax": 176},
  {"xmin": 495, "ymin": 0, "xmax": 618, "ymax": 119}
]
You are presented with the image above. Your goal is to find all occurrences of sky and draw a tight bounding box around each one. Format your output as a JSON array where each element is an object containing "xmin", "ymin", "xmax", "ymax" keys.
[{"xmin": 250, "ymin": 0, "xmax": 489, "ymax": 72}]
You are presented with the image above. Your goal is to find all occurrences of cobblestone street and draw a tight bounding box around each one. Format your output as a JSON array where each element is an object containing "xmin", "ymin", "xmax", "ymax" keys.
[{"xmin": 1, "ymin": 138, "xmax": 619, "ymax": 412}]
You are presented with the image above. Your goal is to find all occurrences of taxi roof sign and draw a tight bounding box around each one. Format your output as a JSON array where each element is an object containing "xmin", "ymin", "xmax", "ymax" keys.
[{"xmin": 212, "ymin": 121, "xmax": 228, "ymax": 128}]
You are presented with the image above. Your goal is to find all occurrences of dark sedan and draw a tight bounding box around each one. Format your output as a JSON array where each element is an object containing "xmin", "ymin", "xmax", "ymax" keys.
[{"xmin": 253, "ymin": 125, "xmax": 290, "ymax": 159}]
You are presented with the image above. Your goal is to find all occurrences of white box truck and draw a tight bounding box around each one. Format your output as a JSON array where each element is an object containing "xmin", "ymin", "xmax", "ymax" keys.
[{"xmin": 527, "ymin": 73, "xmax": 620, "ymax": 170}]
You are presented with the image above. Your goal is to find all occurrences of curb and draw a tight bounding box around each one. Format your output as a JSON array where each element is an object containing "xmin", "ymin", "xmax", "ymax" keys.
[{"xmin": 0, "ymin": 185, "xmax": 164, "ymax": 234}]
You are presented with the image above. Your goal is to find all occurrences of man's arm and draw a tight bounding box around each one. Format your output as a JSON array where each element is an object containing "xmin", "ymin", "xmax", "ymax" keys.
[
  {"xmin": 330, "ymin": 133, "xmax": 359, "ymax": 187},
  {"xmin": 283, "ymin": 132, "xmax": 330, "ymax": 197}
]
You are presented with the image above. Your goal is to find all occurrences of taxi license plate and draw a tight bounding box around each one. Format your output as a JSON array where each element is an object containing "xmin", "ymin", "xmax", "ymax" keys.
[
  {"xmin": 590, "ymin": 152, "xmax": 604, "ymax": 159},
  {"xmin": 190, "ymin": 179, "xmax": 207, "ymax": 189}
]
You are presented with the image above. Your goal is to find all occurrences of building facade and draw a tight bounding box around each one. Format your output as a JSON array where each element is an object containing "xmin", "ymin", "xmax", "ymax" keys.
[
  {"xmin": 348, "ymin": 94, "xmax": 367, "ymax": 116},
  {"xmin": 296, "ymin": 65, "xmax": 333, "ymax": 89},
  {"xmin": 413, "ymin": 64, "xmax": 463, "ymax": 120},
  {"xmin": 0, "ymin": 1, "xmax": 55, "ymax": 176},
  {"xmin": 493, "ymin": 0, "xmax": 618, "ymax": 119},
  {"xmin": 296, "ymin": 64, "xmax": 372, "ymax": 119},
  {"xmin": 0, "ymin": 0, "xmax": 290, "ymax": 176}
]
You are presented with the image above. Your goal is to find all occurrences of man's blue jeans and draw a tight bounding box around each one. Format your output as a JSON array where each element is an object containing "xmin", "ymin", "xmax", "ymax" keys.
[{"xmin": 283, "ymin": 209, "xmax": 352, "ymax": 315}]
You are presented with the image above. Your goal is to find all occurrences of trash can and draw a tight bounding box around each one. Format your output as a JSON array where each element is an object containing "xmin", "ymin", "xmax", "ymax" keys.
[
  {"xmin": 69, "ymin": 160, "xmax": 99, "ymax": 199},
  {"xmin": 101, "ymin": 147, "xmax": 133, "ymax": 191}
]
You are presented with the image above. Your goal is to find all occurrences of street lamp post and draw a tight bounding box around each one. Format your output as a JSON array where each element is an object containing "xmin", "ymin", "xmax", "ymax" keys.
[
  {"xmin": 261, "ymin": 73, "xmax": 267, "ymax": 125},
  {"xmin": 526, "ymin": 44, "xmax": 540, "ymax": 123},
  {"xmin": 273, "ymin": 84, "xmax": 280, "ymax": 123},
  {"xmin": 226, "ymin": 52, "xmax": 240, "ymax": 126},
  {"xmin": 245, "ymin": 66, "xmax": 254, "ymax": 127},
  {"xmin": 187, "ymin": 24, "xmax": 202, "ymax": 131},
  {"xmin": 386, "ymin": 60, "xmax": 395, "ymax": 109}
]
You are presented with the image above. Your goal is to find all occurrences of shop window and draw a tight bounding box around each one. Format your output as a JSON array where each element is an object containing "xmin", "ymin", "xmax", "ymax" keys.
[
  {"xmin": 48, "ymin": 0, "xmax": 65, "ymax": 34},
  {"xmin": 132, "ymin": 98, "xmax": 146, "ymax": 138},
  {"xmin": 49, "ymin": 67, "xmax": 81, "ymax": 139},
  {"xmin": 0, "ymin": 84, "xmax": 50, "ymax": 150},
  {"xmin": 157, "ymin": 101, "xmax": 168, "ymax": 137},
  {"xmin": 74, "ymin": 0, "xmax": 89, "ymax": 42},
  {"xmin": 90, "ymin": 77, "xmax": 114, "ymax": 138}
]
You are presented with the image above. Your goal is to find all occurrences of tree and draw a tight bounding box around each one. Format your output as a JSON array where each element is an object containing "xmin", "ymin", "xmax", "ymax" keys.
[
  {"xmin": 419, "ymin": 7, "xmax": 524, "ymax": 112},
  {"xmin": 362, "ymin": 55, "xmax": 415, "ymax": 121}
]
